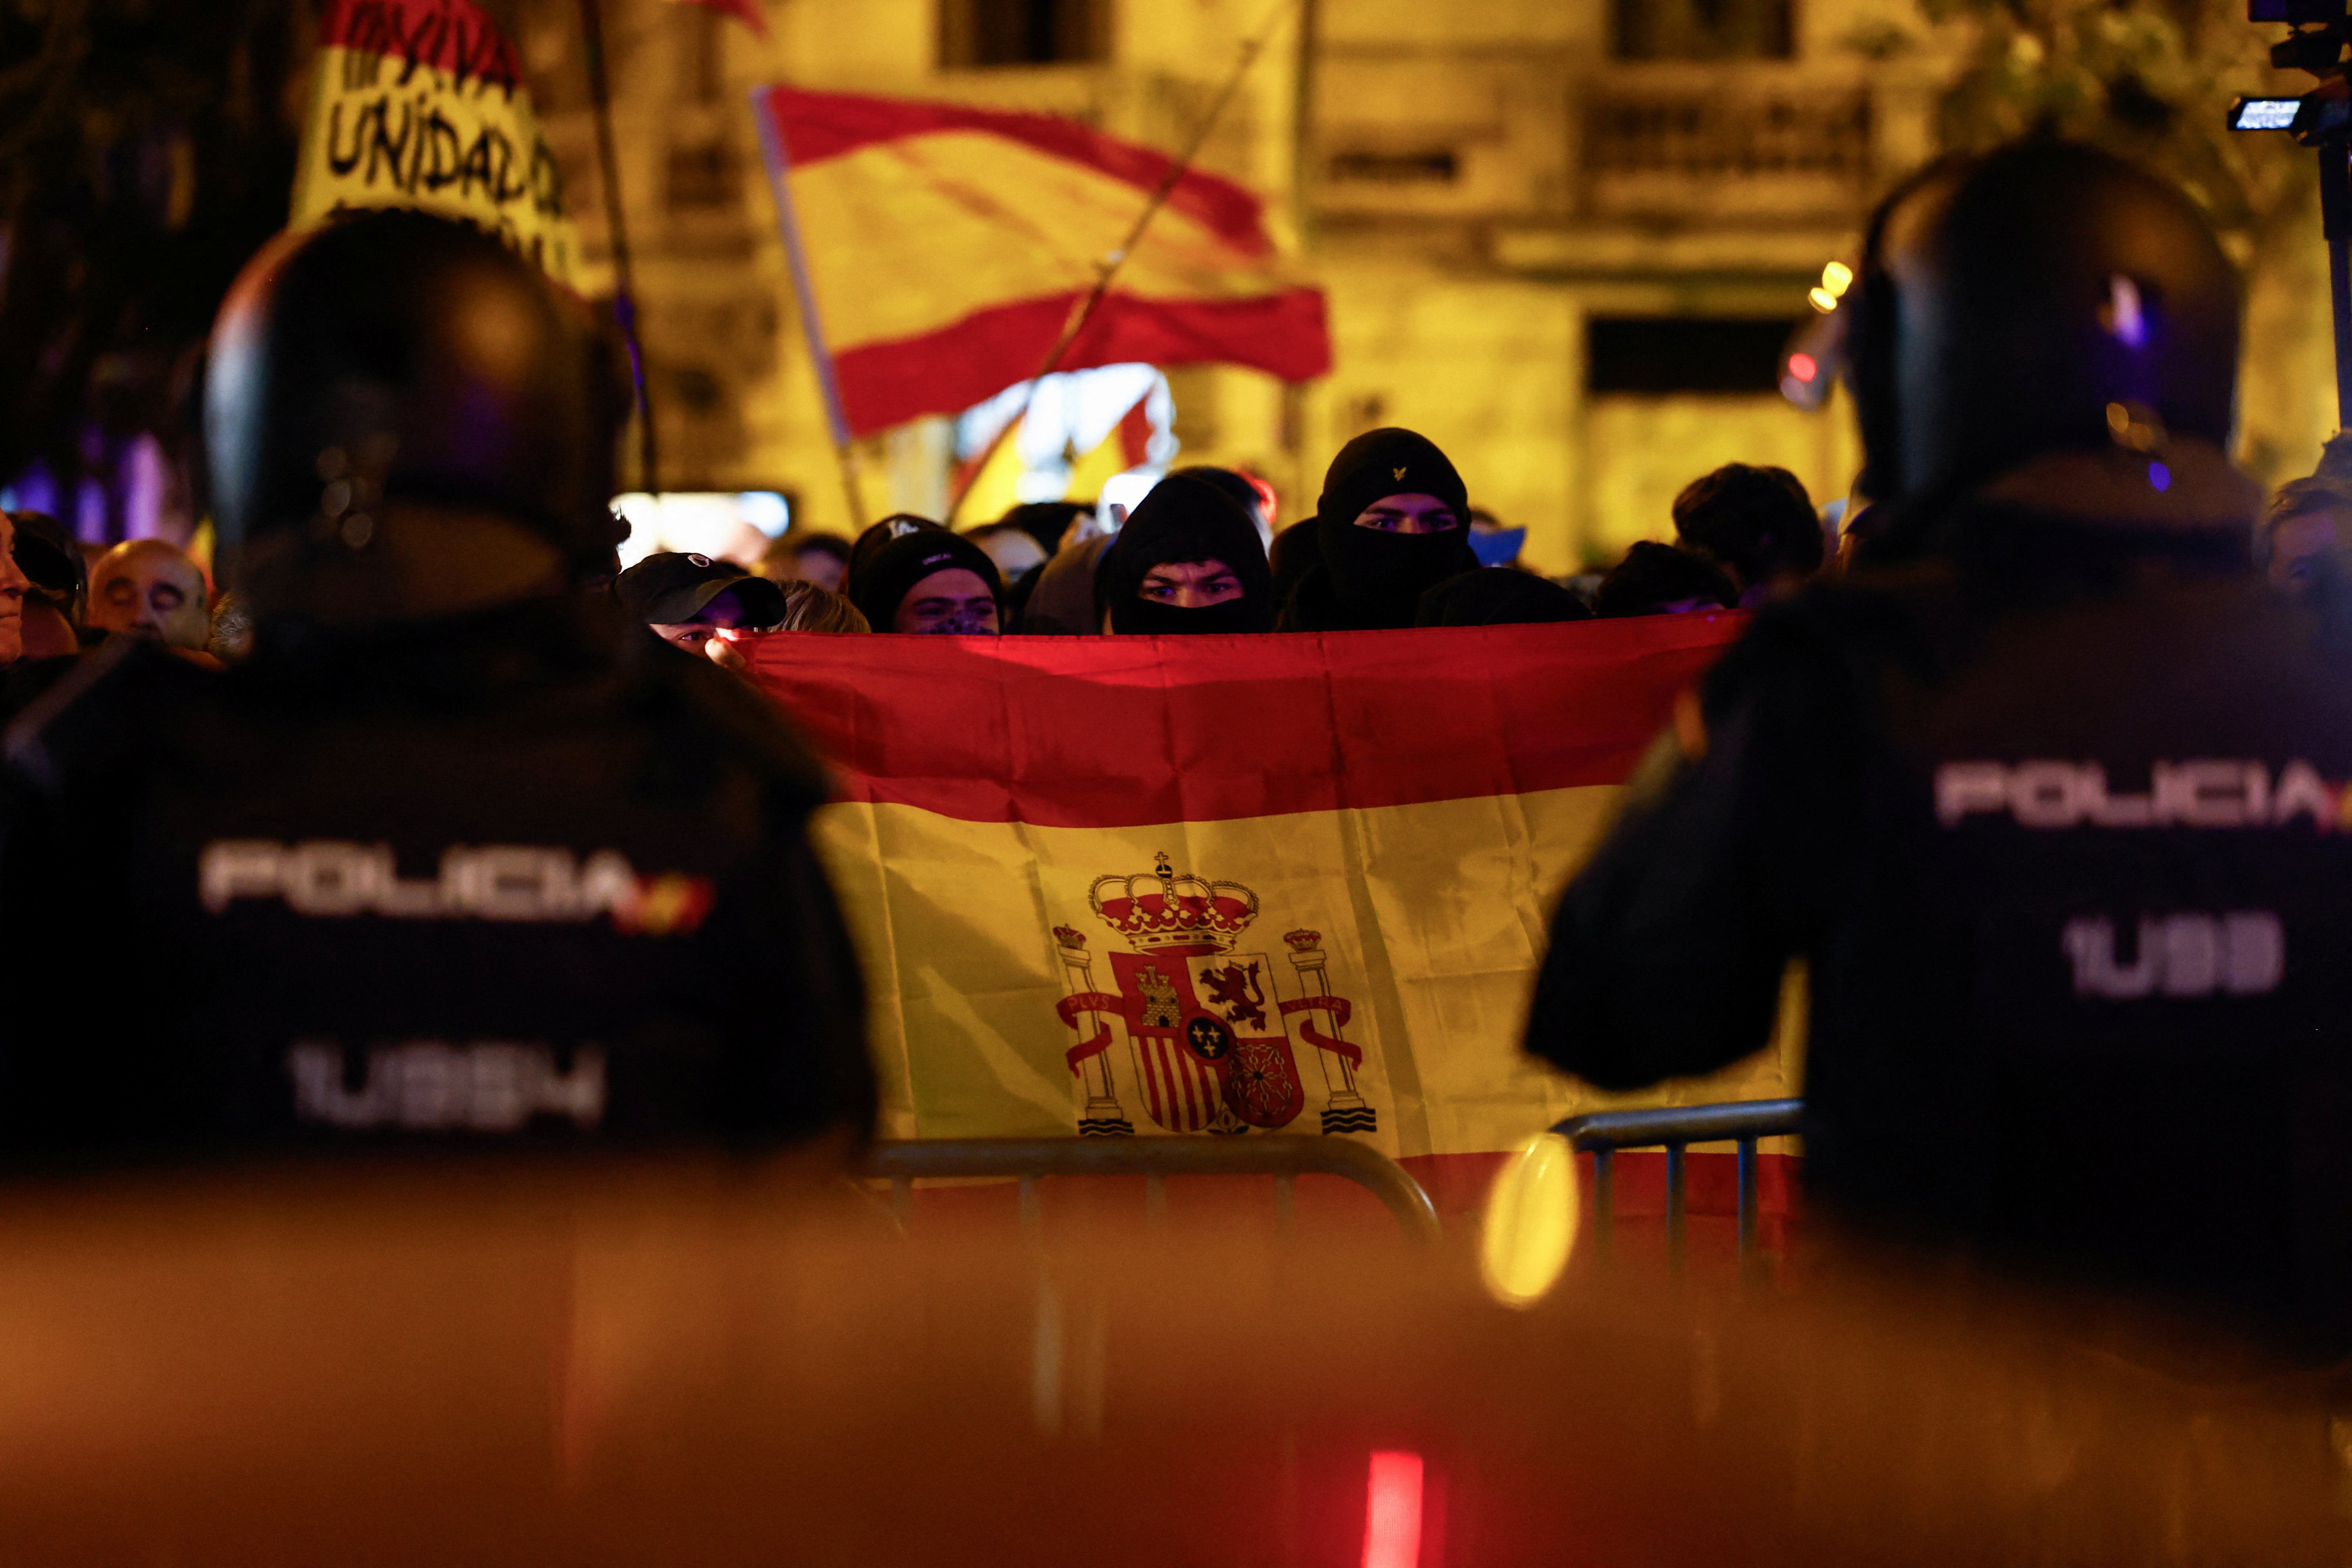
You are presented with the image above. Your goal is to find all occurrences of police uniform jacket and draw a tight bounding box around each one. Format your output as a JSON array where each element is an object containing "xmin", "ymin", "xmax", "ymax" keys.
[
  {"xmin": 1525, "ymin": 441, "xmax": 2352, "ymax": 1342},
  {"xmin": 0, "ymin": 594, "xmax": 877, "ymax": 1158}
]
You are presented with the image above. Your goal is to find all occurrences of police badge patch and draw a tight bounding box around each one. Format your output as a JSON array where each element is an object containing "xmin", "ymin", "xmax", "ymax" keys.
[{"xmin": 1052, "ymin": 852, "xmax": 1379, "ymax": 1138}]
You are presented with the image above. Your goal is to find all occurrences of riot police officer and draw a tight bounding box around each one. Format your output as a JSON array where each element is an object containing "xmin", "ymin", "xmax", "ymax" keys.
[
  {"xmin": 1524, "ymin": 142, "xmax": 2352, "ymax": 1348},
  {"xmin": 0, "ymin": 209, "xmax": 875, "ymax": 1156}
]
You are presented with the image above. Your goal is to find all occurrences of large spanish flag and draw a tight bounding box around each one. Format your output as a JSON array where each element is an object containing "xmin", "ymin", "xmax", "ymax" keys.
[
  {"xmin": 292, "ymin": 0, "xmax": 580, "ymax": 285},
  {"xmin": 747, "ymin": 617, "xmax": 1797, "ymax": 1214},
  {"xmin": 752, "ymin": 87, "xmax": 1331, "ymax": 437}
]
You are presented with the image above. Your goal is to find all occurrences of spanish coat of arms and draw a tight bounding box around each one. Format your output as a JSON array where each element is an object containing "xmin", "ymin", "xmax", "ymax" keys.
[{"xmin": 1052, "ymin": 853, "xmax": 1379, "ymax": 1138}]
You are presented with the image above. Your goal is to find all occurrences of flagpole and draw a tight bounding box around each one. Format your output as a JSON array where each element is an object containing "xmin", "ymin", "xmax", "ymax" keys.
[
  {"xmin": 578, "ymin": 0, "xmax": 659, "ymax": 494},
  {"xmin": 753, "ymin": 87, "xmax": 871, "ymax": 533},
  {"xmin": 942, "ymin": 0, "xmax": 1302, "ymax": 525}
]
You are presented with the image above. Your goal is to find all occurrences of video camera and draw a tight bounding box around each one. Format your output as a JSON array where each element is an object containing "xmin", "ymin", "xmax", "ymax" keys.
[{"xmin": 2233, "ymin": 0, "xmax": 2352, "ymax": 140}]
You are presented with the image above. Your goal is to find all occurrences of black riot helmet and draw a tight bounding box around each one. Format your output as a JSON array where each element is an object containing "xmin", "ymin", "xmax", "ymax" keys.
[
  {"xmin": 204, "ymin": 209, "xmax": 628, "ymax": 600},
  {"xmin": 1847, "ymin": 141, "xmax": 2241, "ymax": 509}
]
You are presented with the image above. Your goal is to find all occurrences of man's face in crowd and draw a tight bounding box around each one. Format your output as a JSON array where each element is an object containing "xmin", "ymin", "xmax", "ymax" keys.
[
  {"xmin": 1351, "ymin": 492, "xmax": 1461, "ymax": 535},
  {"xmin": 793, "ymin": 548, "xmax": 847, "ymax": 594},
  {"xmin": 2269, "ymin": 507, "xmax": 2352, "ymax": 595},
  {"xmin": 88, "ymin": 540, "xmax": 210, "ymax": 649},
  {"xmin": 0, "ymin": 514, "xmax": 28, "ymax": 666},
  {"xmin": 894, "ymin": 568, "xmax": 999, "ymax": 635},
  {"xmin": 649, "ymin": 587, "xmax": 753, "ymax": 653},
  {"xmin": 1139, "ymin": 558, "xmax": 1243, "ymax": 609}
]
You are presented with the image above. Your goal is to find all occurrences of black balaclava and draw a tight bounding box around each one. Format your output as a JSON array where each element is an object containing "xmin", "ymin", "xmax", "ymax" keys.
[
  {"xmin": 1095, "ymin": 472, "xmax": 1273, "ymax": 635},
  {"xmin": 850, "ymin": 529, "xmax": 1004, "ymax": 633},
  {"xmin": 1309, "ymin": 428, "xmax": 1477, "ymax": 630}
]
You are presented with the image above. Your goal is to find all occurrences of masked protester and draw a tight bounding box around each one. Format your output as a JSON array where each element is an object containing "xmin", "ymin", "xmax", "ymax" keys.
[
  {"xmin": 1523, "ymin": 142, "xmax": 2352, "ymax": 1354},
  {"xmin": 1093, "ymin": 472, "xmax": 1273, "ymax": 635},
  {"xmin": 1278, "ymin": 429, "xmax": 1478, "ymax": 632},
  {"xmin": 0, "ymin": 209, "xmax": 875, "ymax": 1161},
  {"xmin": 850, "ymin": 529, "xmax": 1004, "ymax": 635}
]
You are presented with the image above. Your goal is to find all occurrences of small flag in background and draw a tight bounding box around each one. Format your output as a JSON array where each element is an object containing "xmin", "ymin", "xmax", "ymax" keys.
[
  {"xmin": 292, "ymin": 0, "xmax": 581, "ymax": 285},
  {"xmin": 753, "ymin": 87, "xmax": 1332, "ymax": 437}
]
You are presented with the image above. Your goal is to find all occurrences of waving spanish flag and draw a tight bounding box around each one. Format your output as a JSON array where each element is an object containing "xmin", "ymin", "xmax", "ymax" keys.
[
  {"xmin": 752, "ymin": 87, "xmax": 1332, "ymax": 437},
  {"xmin": 748, "ymin": 618, "xmax": 1796, "ymax": 1210}
]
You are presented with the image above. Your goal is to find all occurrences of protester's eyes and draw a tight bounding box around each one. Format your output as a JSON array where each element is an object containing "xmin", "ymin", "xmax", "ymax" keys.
[
  {"xmin": 106, "ymin": 582, "xmax": 134, "ymax": 603},
  {"xmin": 153, "ymin": 587, "xmax": 183, "ymax": 611},
  {"xmin": 671, "ymin": 628, "xmax": 711, "ymax": 647},
  {"xmin": 1144, "ymin": 581, "xmax": 1176, "ymax": 598}
]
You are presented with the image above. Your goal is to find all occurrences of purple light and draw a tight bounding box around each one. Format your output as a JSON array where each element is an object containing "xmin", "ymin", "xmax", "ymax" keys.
[{"xmin": 2148, "ymin": 461, "xmax": 2171, "ymax": 493}]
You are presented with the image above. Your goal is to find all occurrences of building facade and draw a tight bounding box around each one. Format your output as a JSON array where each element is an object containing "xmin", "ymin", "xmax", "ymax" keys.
[{"xmin": 523, "ymin": 0, "xmax": 2242, "ymax": 573}]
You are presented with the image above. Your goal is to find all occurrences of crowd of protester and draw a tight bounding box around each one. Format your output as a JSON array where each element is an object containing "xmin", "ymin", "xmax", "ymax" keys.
[
  {"xmin": 598, "ymin": 443, "xmax": 1863, "ymax": 660},
  {"xmin": 0, "ymin": 424, "xmax": 1874, "ymax": 686},
  {"xmin": 15, "ymin": 139, "xmax": 2352, "ymax": 1364}
]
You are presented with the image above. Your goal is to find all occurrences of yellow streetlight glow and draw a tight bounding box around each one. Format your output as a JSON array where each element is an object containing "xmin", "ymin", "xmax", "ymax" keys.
[{"xmin": 1479, "ymin": 1131, "xmax": 1580, "ymax": 1308}]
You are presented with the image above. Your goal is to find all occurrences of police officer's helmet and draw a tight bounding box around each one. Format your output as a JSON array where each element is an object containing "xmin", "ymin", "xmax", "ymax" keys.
[
  {"xmin": 1847, "ymin": 141, "xmax": 2240, "ymax": 509},
  {"xmin": 205, "ymin": 209, "xmax": 629, "ymax": 588}
]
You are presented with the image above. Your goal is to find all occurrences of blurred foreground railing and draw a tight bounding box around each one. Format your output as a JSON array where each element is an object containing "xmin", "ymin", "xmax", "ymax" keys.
[
  {"xmin": 1552, "ymin": 1099, "xmax": 1803, "ymax": 1265},
  {"xmin": 861, "ymin": 1136, "xmax": 1441, "ymax": 1245}
]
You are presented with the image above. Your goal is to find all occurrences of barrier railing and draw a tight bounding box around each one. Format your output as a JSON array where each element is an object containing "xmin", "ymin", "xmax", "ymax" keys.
[
  {"xmin": 1550, "ymin": 1099, "xmax": 1803, "ymax": 1265},
  {"xmin": 861, "ymin": 1135, "xmax": 1442, "ymax": 1245}
]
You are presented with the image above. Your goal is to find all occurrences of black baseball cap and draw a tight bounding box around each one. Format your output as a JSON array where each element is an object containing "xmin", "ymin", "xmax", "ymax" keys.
[{"xmin": 613, "ymin": 551, "xmax": 787, "ymax": 628}]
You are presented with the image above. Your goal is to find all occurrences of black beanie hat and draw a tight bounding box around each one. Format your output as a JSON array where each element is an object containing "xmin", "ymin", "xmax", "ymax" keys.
[
  {"xmin": 848, "ymin": 513, "xmax": 946, "ymax": 585},
  {"xmin": 1315, "ymin": 428, "xmax": 1468, "ymax": 532},
  {"xmin": 1309, "ymin": 428, "xmax": 1477, "ymax": 629},
  {"xmin": 850, "ymin": 528, "xmax": 1004, "ymax": 630},
  {"xmin": 1416, "ymin": 567, "xmax": 1591, "ymax": 627},
  {"xmin": 1168, "ymin": 465, "xmax": 1266, "ymax": 525},
  {"xmin": 1095, "ymin": 472, "xmax": 1274, "ymax": 634}
]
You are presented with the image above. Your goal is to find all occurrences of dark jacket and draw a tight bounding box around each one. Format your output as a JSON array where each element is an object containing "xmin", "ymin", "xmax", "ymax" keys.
[
  {"xmin": 1526, "ymin": 442, "xmax": 2352, "ymax": 1344},
  {"xmin": 0, "ymin": 594, "xmax": 875, "ymax": 1160}
]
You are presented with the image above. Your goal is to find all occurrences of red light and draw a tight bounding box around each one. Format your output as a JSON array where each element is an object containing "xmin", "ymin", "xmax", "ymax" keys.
[
  {"xmin": 1788, "ymin": 352, "xmax": 1818, "ymax": 382},
  {"xmin": 1363, "ymin": 1450, "xmax": 1424, "ymax": 1568}
]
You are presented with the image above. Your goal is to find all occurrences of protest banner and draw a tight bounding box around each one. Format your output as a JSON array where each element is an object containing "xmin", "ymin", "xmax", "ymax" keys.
[
  {"xmin": 747, "ymin": 616, "xmax": 1797, "ymax": 1220},
  {"xmin": 292, "ymin": 0, "xmax": 581, "ymax": 286}
]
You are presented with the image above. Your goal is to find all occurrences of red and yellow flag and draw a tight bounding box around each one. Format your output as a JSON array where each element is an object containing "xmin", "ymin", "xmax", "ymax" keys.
[
  {"xmin": 749, "ymin": 617, "xmax": 1794, "ymax": 1210},
  {"xmin": 292, "ymin": 0, "xmax": 580, "ymax": 285},
  {"xmin": 751, "ymin": 87, "xmax": 1331, "ymax": 437}
]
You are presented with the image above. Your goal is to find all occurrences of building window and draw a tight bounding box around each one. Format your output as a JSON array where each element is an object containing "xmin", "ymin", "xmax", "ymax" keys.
[
  {"xmin": 1612, "ymin": 0, "xmax": 1794, "ymax": 61},
  {"xmin": 1587, "ymin": 317, "xmax": 1799, "ymax": 395},
  {"xmin": 1326, "ymin": 149, "xmax": 1459, "ymax": 186},
  {"xmin": 678, "ymin": 3, "xmax": 725, "ymax": 104},
  {"xmin": 938, "ymin": 0, "xmax": 1108, "ymax": 67},
  {"xmin": 666, "ymin": 142, "xmax": 742, "ymax": 211}
]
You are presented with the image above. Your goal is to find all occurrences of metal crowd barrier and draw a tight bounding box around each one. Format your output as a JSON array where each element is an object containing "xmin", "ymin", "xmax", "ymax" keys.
[
  {"xmin": 1550, "ymin": 1098, "xmax": 1803, "ymax": 1265},
  {"xmin": 861, "ymin": 1135, "xmax": 1442, "ymax": 1245}
]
